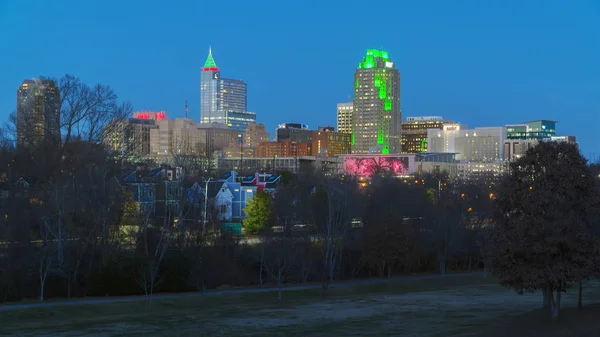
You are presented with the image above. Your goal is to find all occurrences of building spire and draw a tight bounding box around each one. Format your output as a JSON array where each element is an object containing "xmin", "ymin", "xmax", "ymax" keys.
[{"xmin": 203, "ymin": 47, "xmax": 218, "ymax": 71}]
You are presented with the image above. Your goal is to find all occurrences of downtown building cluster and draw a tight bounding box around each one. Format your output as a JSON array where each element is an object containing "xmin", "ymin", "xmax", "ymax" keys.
[{"xmin": 16, "ymin": 48, "xmax": 577, "ymax": 181}]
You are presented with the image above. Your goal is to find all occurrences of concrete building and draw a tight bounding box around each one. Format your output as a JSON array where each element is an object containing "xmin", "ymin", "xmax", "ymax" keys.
[
  {"xmin": 150, "ymin": 118, "xmax": 238, "ymax": 157},
  {"xmin": 428, "ymin": 126, "xmax": 505, "ymax": 162},
  {"xmin": 244, "ymin": 123, "xmax": 270, "ymax": 150},
  {"xmin": 256, "ymin": 139, "xmax": 312, "ymax": 158},
  {"xmin": 223, "ymin": 123, "xmax": 271, "ymax": 158},
  {"xmin": 503, "ymin": 139, "xmax": 538, "ymax": 161},
  {"xmin": 105, "ymin": 115, "xmax": 159, "ymax": 157},
  {"xmin": 352, "ymin": 49, "xmax": 401, "ymax": 154},
  {"xmin": 504, "ymin": 135, "xmax": 577, "ymax": 161},
  {"xmin": 17, "ymin": 79, "xmax": 61, "ymax": 147},
  {"xmin": 337, "ymin": 102, "xmax": 353, "ymax": 135},
  {"xmin": 275, "ymin": 123, "xmax": 312, "ymax": 143},
  {"xmin": 311, "ymin": 126, "xmax": 352, "ymax": 157},
  {"xmin": 401, "ymin": 116, "xmax": 455, "ymax": 153},
  {"xmin": 217, "ymin": 155, "xmax": 341, "ymax": 174}
]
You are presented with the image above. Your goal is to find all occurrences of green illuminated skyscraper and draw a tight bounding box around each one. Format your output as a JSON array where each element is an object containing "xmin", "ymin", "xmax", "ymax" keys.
[{"xmin": 352, "ymin": 49, "xmax": 401, "ymax": 154}]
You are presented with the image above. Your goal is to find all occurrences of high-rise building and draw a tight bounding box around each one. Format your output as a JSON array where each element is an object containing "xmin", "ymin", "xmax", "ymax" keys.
[
  {"xmin": 200, "ymin": 48, "xmax": 255, "ymax": 133},
  {"xmin": 352, "ymin": 49, "xmax": 401, "ymax": 154},
  {"xmin": 337, "ymin": 102, "xmax": 353, "ymax": 134},
  {"xmin": 312, "ymin": 126, "xmax": 352, "ymax": 157},
  {"xmin": 401, "ymin": 116, "xmax": 455, "ymax": 153},
  {"xmin": 17, "ymin": 79, "xmax": 61, "ymax": 147}
]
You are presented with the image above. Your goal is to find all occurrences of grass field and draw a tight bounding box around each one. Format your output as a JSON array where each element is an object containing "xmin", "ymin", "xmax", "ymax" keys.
[{"xmin": 1, "ymin": 274, "xmax": 600, "ymax": 336}]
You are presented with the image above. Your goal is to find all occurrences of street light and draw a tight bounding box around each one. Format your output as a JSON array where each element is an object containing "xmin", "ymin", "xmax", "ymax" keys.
[{"xmin": 203, "ymin": 177, "xmax": 212, "ymax": 234}]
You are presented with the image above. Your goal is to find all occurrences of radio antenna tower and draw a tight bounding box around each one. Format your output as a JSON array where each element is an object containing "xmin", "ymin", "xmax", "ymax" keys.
[{"xmin": 185, "ymin": 100, "xmax": 188, "ymax": 118}]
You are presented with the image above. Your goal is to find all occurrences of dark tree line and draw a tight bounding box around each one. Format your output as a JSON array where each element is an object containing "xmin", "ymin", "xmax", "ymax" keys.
[{"xmin": 2, "ymin": 75, "xmax": 598, "ymax": 320}]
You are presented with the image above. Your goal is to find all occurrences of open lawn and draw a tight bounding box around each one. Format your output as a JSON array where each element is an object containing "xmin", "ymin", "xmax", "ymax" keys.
[{"xmin": 1, "ymin": 274, "xmax": 600, "ymax": 336}]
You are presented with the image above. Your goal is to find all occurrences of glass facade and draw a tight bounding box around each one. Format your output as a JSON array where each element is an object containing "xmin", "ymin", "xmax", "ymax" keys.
[
  {"xmin": 200, "ymin": 69, "xmax": 219, "ymax": 123},
  {"xmin": 17, "ymin": 79, "xmax": 61, "ymax": 147},
  {"xmin": 506, "ymin": 120, "xmax": 556, "ymax": 140},
  {"xmin": 226, "ymin": 111, "xmax": 257, "ymax": 134},
  {"xmin": 218, "ymin": 78, "xmax": 247, "ymax": 114},
  {"xmin": 353, "ymin": 49, "xmax": 401, "ymax": 154}
]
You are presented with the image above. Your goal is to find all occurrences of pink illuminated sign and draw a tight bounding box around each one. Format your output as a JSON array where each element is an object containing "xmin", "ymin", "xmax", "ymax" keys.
[{"xmin": 343, "ymin": 155, "xmax": 409, "ymax": 177}]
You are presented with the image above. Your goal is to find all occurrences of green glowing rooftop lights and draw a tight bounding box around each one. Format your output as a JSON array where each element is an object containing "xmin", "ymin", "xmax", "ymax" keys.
[
  {"xmin": 203, "ymin": 49, "xmax": 218, "ymax": 69},
  {"xmin": 358, "ymin": 49, "xmax": 390, "ymax": 69},
  {"xmin": 382, "ymin": 147, "xmax": 390, "ymax": 154}
]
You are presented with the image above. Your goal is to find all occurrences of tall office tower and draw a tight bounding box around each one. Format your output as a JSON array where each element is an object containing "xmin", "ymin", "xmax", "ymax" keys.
[
  {"xmin": 200, "ymin": 48, "xmax": 255, "ymax": 133},
  {"xmin": 17, "ymin": 79, "xmax": 61, "ymax": 147},
  {"xmin": 337, "ymin": 102, "xmax": 353, "ymax": 134},
  {"xmin": 200, "ymin": 48, "xmax": 219, "ymax": 123},
  {"xmin": 352, "ymin": 49, "xmax": 401, "ymax": 154}
]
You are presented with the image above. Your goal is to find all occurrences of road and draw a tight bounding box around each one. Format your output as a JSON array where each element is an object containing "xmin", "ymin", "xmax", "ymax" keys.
[{"xmin": 0, "ymin": 271, "xmax": 482, "ymax": 311}]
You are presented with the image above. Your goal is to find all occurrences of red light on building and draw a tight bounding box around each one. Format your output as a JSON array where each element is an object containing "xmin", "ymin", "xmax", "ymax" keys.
[
  {"xmin": 133, "ymin": 111, "xmax": 167, "ymax": 120},
  {"xmin": 134, "ymin": 112, "xmax": 151, "ymax": 119}
]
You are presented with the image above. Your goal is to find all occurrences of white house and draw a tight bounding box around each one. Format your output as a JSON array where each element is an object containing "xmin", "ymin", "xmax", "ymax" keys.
[{"xmin": 205, "ymin": 181, "xmax": 234, "ymax": 222}]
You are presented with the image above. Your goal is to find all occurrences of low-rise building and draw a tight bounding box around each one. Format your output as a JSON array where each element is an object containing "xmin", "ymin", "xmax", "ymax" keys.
[
  {"xmin": 401, "ymin": 116, "xmax": 456, "ymax": 153},
  {"xmin": 311, "ymin": 126, "xmax": 351, "ymax": 157}
]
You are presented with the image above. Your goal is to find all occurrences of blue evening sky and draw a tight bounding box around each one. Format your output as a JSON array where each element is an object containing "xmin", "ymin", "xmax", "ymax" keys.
[{"xmin": 1, "ymin": 0, "xmax": 599, "ymax": 156}]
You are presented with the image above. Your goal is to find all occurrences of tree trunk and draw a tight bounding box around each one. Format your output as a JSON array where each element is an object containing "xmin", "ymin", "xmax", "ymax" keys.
[
  {"xmin": 277, "ymin": 268, "xmax": 283, "ymax": 301},
  {"xmin": 259, "ymin": 244, "xmax": 265, "ymax": 286},
  {"xmin": 387, "ymin": 265, "xmax": 392, "ymax": 291},
  {"xmin": 467, "ymin": 254, "xmax": 472, "ymax": 272},
  {"xmin": 551, "ymin": 290, "xmax": 561, "ymax": 319},
  {"xmin": 542, "ymin": 286, "xmax": 550, "ymax": 309},
  {"xmin": 578, "ymin": 280, "xmax": 583, "ymax": 310},
  {"xmin": 483, "ymin": 265, "xmax": 488, "ymax": 279},
  {"xmin": 39, "ymin": 277, "xmax": 45, "ymax": 302},
  {"xmin": 439, "ymin": 257, "xmax": 446, "ymax": 277}
]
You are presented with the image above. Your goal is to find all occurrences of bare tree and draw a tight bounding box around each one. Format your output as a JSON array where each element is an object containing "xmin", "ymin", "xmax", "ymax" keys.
[
  {"xmin": 263, "ymin": 237, "xmax": 298, "ymax": 301},
  {"xmin": 319, "ymin": 178, "xmax": 354, "ymax": 290},
  {"xmin": 35, "ymin": 219, "xmax": 54, "ymax": 301},
  {"xmin": 58, "ymin": 74, "xmax": 132, "ymax": 147}
]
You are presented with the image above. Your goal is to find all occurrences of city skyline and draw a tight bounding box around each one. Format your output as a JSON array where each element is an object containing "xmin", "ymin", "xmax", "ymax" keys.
[{"xmin": 1, "ymin": 1, "xmax": 599, "ymax": 156}]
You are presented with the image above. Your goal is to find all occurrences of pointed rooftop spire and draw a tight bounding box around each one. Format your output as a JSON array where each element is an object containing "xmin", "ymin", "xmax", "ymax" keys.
[{"xmin": 203, "ymin": 47, "xmax": 219, "ymax": 71}]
